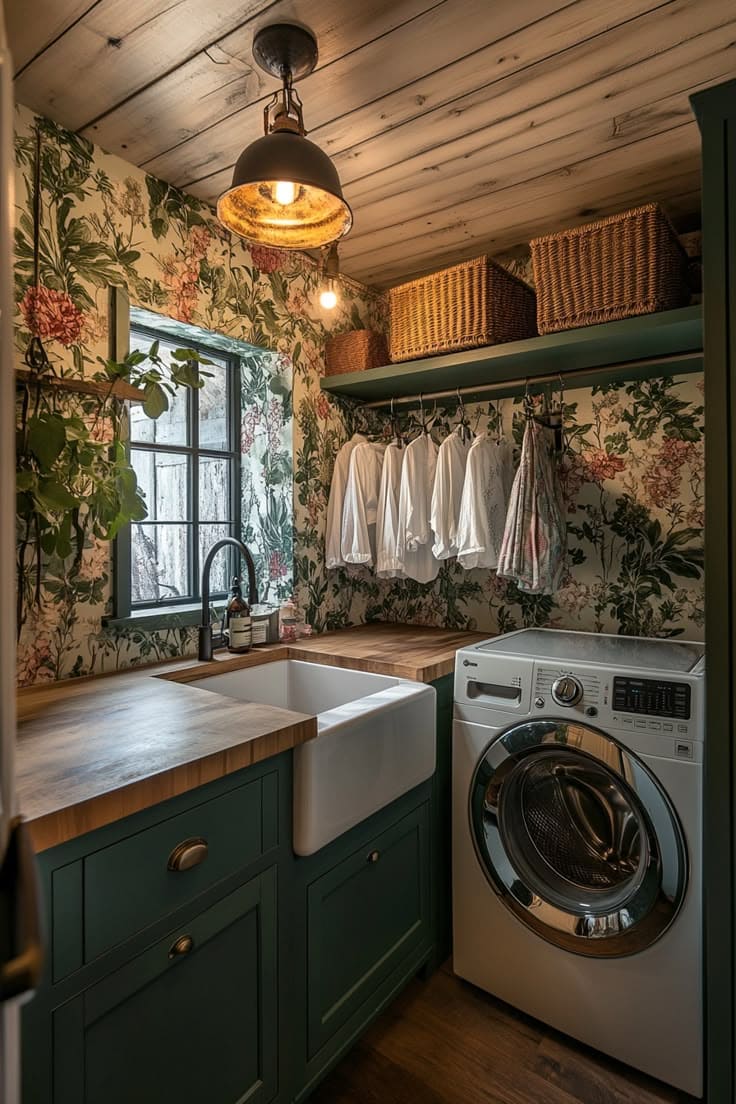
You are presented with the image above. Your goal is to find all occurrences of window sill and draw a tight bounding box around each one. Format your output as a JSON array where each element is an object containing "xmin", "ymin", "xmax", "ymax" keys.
[{"xmin": 104, "ymin": 602, "xmax": 224, "ymax": 632}]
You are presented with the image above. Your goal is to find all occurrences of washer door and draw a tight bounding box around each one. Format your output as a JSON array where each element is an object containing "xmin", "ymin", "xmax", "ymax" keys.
[{"xmin": 470, "ymin": 719, "xmax": 688, "ymax": 957}]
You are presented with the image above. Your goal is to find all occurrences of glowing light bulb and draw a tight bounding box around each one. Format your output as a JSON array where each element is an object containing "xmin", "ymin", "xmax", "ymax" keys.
[
  {"xmin": 274, "ymin": 180, "xmax": 296, "ymax": 205},
  {"xmin": 320, "ymin": 287, "xmax": 338, "ymax": 310}
]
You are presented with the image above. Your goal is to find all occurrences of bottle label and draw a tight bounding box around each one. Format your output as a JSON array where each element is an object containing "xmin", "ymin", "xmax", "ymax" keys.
[
  {"xmin": 251, "ymin": 620, "xmax": 268, "ymax": 645},
  {"xmin": 229, "ymin": 614, "xmax": 252, "ymax": 649}
]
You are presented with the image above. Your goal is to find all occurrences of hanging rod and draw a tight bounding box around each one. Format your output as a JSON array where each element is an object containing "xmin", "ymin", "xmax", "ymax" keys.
[{"xmin": 360, "ymin": 350, "xmax": 702, "ymax": 409}]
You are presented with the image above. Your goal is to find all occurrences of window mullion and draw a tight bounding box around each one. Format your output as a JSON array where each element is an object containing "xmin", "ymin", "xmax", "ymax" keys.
[{"xmin": 191, "ymin": 364, "xmax": 200, "ymax": 602}]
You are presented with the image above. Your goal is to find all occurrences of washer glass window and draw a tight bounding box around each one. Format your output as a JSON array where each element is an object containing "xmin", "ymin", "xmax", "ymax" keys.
[{"xmin": 470, "ymin": 720, "xmax": 687, "ymax": 957}]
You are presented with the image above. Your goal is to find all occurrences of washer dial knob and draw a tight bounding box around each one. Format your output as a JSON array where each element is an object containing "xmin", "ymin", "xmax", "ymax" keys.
[{"xmin": 551, "ymin": 675, "xmax": 583, "ymax": 707}]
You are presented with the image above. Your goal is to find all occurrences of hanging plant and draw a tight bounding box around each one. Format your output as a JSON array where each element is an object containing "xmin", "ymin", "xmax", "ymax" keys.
[{"xmin": 16, "ymin": 128, "xmax": 212, "ymax": 635}]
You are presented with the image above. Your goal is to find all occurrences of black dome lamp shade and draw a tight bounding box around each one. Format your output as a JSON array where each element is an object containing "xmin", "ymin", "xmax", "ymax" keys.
[{"xmin": 217, "ymin": 23, "xmax": 353, "ymax": 249}]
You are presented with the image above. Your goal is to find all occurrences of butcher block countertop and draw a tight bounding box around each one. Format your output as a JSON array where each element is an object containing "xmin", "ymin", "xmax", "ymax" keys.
[{"xmin": 17, "ymin": 623, "xmax": 486, "ymax": 852}]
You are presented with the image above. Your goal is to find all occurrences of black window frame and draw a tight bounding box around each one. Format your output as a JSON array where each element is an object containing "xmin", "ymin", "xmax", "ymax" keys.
[{"xmin": 114, "ymin": 322, "xmax": 242, "ymax": 618}]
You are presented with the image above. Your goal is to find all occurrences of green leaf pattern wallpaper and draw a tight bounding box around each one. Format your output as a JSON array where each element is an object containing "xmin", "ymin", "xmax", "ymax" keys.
[{"xmin": 12, "ymin": 105, "xmax": 704, "ymax": 686}]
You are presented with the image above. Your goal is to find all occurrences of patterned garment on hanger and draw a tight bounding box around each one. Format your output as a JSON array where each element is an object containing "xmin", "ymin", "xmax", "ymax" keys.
[
  {"xmin": 497, "ymin": 418, "xmax": 566, "ymax": 594},
  {"xmin": 456, "ymin": 436, "xmax": 514, "ymax": 570}
]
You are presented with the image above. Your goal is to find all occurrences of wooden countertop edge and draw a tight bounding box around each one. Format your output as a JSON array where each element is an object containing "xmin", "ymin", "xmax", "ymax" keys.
[{"xmin": 26, "ymin": 711, "xmax": 316, "ymax": 853}]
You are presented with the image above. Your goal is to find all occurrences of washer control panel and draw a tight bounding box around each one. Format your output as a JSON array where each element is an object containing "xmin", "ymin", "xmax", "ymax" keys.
[
  {"xmin": 551, "ymin": 675, "xmax": 583, "ymax": 707},
  {"xmin": 612, "ymin": 676, "xmax": 691, "ymax": 720}
]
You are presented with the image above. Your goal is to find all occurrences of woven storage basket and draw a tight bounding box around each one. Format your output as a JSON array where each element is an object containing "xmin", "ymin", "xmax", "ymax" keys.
[
  {"xmin": 530, "ymin": 203, "xmax": 689, "ymax": 335},
  {"xmin": 388, "ymin": 255, "xmax": 536, "ymax": 363},
  {"xmin": 324, "ymin": 329, "xmax": 389, "ymax": 375}
]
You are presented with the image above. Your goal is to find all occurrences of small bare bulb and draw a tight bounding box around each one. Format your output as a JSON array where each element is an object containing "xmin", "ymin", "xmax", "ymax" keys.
[
  {"xmin": 320, "ymin": 287, "xmax": 338, "ymax": 310},
  {"xmin": 274, "ymin": 180, "xmax": 296, "ymax": 205}
]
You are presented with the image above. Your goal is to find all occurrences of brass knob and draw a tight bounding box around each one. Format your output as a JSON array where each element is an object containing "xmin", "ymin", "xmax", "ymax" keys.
[
  {"xmin": 367, "ymin": 850, "xmax": 380, "ymax": 864},
  {"xmin": 167, "ymin": 837, "xmax": 208, "ymax": 872},
  {"xmin": 168, "ymin": 934, "xmax": 194, "ymax": 959}
]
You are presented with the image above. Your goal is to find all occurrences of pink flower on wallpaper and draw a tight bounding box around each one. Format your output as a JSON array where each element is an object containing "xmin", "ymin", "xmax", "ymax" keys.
[
  {"xmin": 584, "ymin": 448, "xmax": 626, "ymax": 483},
  {"xmin": 188, "ymin": 225, "xmax": 212, "ymax": 258},
  {"xmin": 558, "ymin": 451, "xmax": 589, "ymax": 511},
  {"xmin": 642, "ymin": 437, "xmax": 699, "ymax": 509},
  {"xmin": 17, "ymin": 633, "xmax": 54, "ymax": 688},
  {"xmin": 241, "ymin": 409, "xmax": 258, "ymax": 453},
  {"xmin": 316, "ymin": 392, "xmax": 331, "ymax": 421},
  {"xmin": 161, "ymin": 254, "xmax": 200, "ymax": 322},
  {"xmin": 306, "ymin": 494, "xmax": 320, "ymax": 528},
  {"xmin": 250, "ymin": 245, "xmax": 286, "ymax": 273},
  {"xmin": 266, "ymin": 397, "xmax": 283, "ymax": 450},
  {"xmin": 20, "ymin": 285, "xmax": 85, "ymax": 346},
  {"xmin": 269, "ymin": 550, "xmax": 288, "ymax": 579}
]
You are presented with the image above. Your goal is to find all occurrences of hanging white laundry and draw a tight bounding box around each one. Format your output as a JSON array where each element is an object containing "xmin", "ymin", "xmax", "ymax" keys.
[
  {"xmin": 456, "ymin": 436, "xmax": 512, "ymax": 570},
  {"xmin": 430, "ymin": 427, "xmax": 472, "ymax": 560},
  {"xmin": 397, "ymin": 433, "xmax": 440, "ymax": 584},
  {"xmin": 325, "ymin": 432, "xmax": 367, "ymax": 569},
  {"xmin": 341, "ymin": 441, "xmax": 386, "ymax": 566},
  {"xmin": 497, "ymin": 418, "xmax": 566, "ymax": 594},
  {"xmin": 376, "ymin": 443, "xmax": 404, "ymax": 578}
]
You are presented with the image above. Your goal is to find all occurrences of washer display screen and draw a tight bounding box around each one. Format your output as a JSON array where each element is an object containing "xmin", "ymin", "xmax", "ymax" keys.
[{"xmin": 612, "ymin": 677, "xmax": 691, "ymax": 719}]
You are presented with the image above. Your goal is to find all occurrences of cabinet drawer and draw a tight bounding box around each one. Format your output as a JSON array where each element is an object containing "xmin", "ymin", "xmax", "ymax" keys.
[
  {"xmin": 306, "ymin": 801, "xmax": 430, "ymax": 1057},
  {"xmin": 83, "ymin": 772, "xmax": 277, "ymax": 962},
  {"xmin": 53, "ymin": 870, "xmax": 278, "ymax": 1104}
]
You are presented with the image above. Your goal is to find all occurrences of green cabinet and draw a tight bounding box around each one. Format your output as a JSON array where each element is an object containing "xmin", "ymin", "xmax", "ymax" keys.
[
  {"xmin": 52, "ymin": 870, "xmax": 277, "ymax": 1104},
  {"xmin": 23, "ymin": 673, "xmax": 454, "ymax": 1104},
  {"xmin": 306, "ymin": 801, "xmax": 430, "ymax": 1057}
]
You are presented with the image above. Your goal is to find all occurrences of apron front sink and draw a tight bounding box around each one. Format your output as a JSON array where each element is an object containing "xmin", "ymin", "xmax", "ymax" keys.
[{"xmin": 188, "ymin": 660, "xmax": 436, "ymax": 855}]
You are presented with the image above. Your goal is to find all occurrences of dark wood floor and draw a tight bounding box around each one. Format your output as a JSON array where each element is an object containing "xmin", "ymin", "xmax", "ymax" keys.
[{"xmin": 311, "ymin": 963, "xmax": 697, "ymax": 1104}]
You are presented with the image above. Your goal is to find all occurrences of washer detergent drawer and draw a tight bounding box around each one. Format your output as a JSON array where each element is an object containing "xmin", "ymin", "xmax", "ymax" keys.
[{"xmin": 454, "ymin": 655, "xmax": 532, "ymax": 716}]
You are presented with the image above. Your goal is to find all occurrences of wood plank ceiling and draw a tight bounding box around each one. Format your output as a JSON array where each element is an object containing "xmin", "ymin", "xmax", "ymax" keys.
[{"xmin": 8, "ymin": 0, "xmax": 735, "ymax": 288}]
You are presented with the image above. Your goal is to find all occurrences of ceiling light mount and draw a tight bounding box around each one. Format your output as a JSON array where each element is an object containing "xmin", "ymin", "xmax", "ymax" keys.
[
  {"xmin": 252, "ymin": 23, "xmax": 318, "ymax": 83},
  {"xmin": 217, "ymin": 22, "xmax": 352, "ymax": 250}
]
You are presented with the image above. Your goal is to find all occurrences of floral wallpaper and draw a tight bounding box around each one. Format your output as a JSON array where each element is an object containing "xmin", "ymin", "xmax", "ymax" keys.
[
  {"xmin": 13, "ymin": 104, "xmax": 704, "ymax": 687},
  {"xmin": 13, "ymin": 104, "xmax": 383, "ymax": 685}
]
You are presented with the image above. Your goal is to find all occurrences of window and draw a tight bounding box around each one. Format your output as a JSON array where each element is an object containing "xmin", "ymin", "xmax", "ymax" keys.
[{"xmin": 115, "ymin": 324, "xmax": 241, "ymax": 617}]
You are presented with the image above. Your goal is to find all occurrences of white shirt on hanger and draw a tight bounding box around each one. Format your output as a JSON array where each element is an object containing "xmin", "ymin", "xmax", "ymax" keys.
[
  {"xmin": 325, "ymin": 432, "xmax": 367, "ymax": 569},
  {"xmin": 456, "ymin": 435, "xmax": 514, "ymax": 570},
  {"xmin": 341, "ymin": 441, "xmax": 386, "ymax": 566},
  {"xmin": 397, "ymin": 433, "xmax": 440, "ymax": 584},
  {"xmin": 376, "ymin": 442, "xmax": 404, "ymax": 578},
  {"xmin": 430, "ymin": 426, "xmax": 472, "ymax": 560}
]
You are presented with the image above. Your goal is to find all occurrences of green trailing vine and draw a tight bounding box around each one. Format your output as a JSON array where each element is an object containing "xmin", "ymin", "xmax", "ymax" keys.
[{"xmin": 16, "ymin": 341, "xmax": 211, "ymax": 637}]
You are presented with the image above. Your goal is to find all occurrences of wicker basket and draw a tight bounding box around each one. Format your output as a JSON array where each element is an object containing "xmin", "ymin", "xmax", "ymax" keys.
[
  {"xmin": 324, "ymin": 329, "xmax": 389, "ymax": 376},
  {"xmin": 530, "ymin": 203, "xmax": 689, "ymax": 335},
  {"xmin": 388, "ymin": 255, "xmax": 536, "ymax": 363}
]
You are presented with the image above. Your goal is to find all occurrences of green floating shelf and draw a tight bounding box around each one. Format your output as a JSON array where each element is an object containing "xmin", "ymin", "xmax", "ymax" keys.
[{"xmin": 320, "ymin": 305, "xmax": 703, "ymax": 405}]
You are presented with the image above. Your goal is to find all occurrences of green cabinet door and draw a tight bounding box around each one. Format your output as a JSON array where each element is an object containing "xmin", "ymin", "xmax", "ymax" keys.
[
  {"xmin": 51, "ymin": 869, "xmax": 278, "ymax": 1104},
  {"xmin": 306, "ymin": 801, "xmax": 431, "ymax": 1058}
]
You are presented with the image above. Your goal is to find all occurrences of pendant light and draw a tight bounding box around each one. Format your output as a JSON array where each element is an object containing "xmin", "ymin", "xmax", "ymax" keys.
[
  {"xmin": 217, "ymin": 23, "xmax": 353, "ymax": 250},
  {"xmin": 319, "ymin": 243, "xmax": 340, "ymax": 310}
]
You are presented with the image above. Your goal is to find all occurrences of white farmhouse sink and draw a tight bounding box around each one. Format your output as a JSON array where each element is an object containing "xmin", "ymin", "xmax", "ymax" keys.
[{"xmin": 188, "ymin": 660, "xmax": 436, "ymax": 855}]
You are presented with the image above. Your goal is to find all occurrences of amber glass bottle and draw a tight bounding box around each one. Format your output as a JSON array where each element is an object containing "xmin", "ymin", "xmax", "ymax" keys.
[{"xmin": 225, "ymin": 576, "xmax": 251, "ymax": 653}]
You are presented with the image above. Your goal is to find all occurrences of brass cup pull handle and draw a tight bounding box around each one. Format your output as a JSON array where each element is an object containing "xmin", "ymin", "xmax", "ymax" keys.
[
  {"xmin": 167, "ymin": 837, "xmax": 208, "ymax": 872},
  {"xmin": 367, "ymin": 850, "xmax": 380, "ymax": 864},
  {"xmin": 168, "ymin": 934, "xmax": 194, "ymax": 959}
]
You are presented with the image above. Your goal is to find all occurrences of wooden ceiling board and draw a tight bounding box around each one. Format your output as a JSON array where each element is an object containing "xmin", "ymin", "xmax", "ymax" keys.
[
  {"xmin": 9, "ymin": 0, "xmax": 726, "ymax": 287},
  {"xmin": 78, "ymin": 0, "xmax": 441, "ymax": 165},
  {"xmin": 139, "ymin": 0, "xmax": 569, "ymax": 185},
  {"xmin": 333, "ymin": 1, "xmax": 733, "ymax": 205},
  {"xmin": 8, "ymin": 0, "xmax": 94, "ymax": 73},
  {"xmin": 13, "ymin": 0, "xmax": 276, "ymax": 130},
  {"xmin": 187, "ymin": 0, "xmax": 675, "ymax": 202}
]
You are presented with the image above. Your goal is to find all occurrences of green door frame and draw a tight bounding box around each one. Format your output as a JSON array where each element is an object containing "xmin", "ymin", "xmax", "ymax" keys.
[{"xmin": 691, "ymin": 77, "xmax": 736, "ymax": 1104}]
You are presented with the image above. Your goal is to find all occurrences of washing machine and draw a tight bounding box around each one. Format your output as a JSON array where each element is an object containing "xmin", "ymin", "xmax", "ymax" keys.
[{"xmin": 452, "ymin": 628, "xmax": 704, "ymax": 1097}]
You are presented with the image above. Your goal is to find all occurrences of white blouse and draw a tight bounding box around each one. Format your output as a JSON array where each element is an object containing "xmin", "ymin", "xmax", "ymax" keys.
[
  {"xmin": 325, "ymin": 433, "xmax": 367, "ymax": 569},
  {"xmin": 341, "ymin": 441, "xmax": 386, "ymax": 566},
  {"xmin": 397, "ymin": 433, "xmax": 440, "ymax": 584},
  {"xmin": 456, "ymin": 436, "xmax": 514, "ymax": 570},
  {"xmin": 430, "ymin": 427, "xmax": 472, "ymax": 560},
  {"xmin": 376, "ymin": 443, "xmax": 404, "ymax": 578}
]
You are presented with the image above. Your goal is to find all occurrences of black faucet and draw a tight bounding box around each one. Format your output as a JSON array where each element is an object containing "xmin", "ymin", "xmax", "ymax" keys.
[{"xmin": 198, "ymin": 537, "xmax": 259, "ymax": 661}]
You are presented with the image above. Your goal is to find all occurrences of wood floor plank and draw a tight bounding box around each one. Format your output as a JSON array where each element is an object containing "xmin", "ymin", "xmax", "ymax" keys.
[{"xmin": 312, "ymin": 966, "xmax": 697, "ymax": 1104}]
